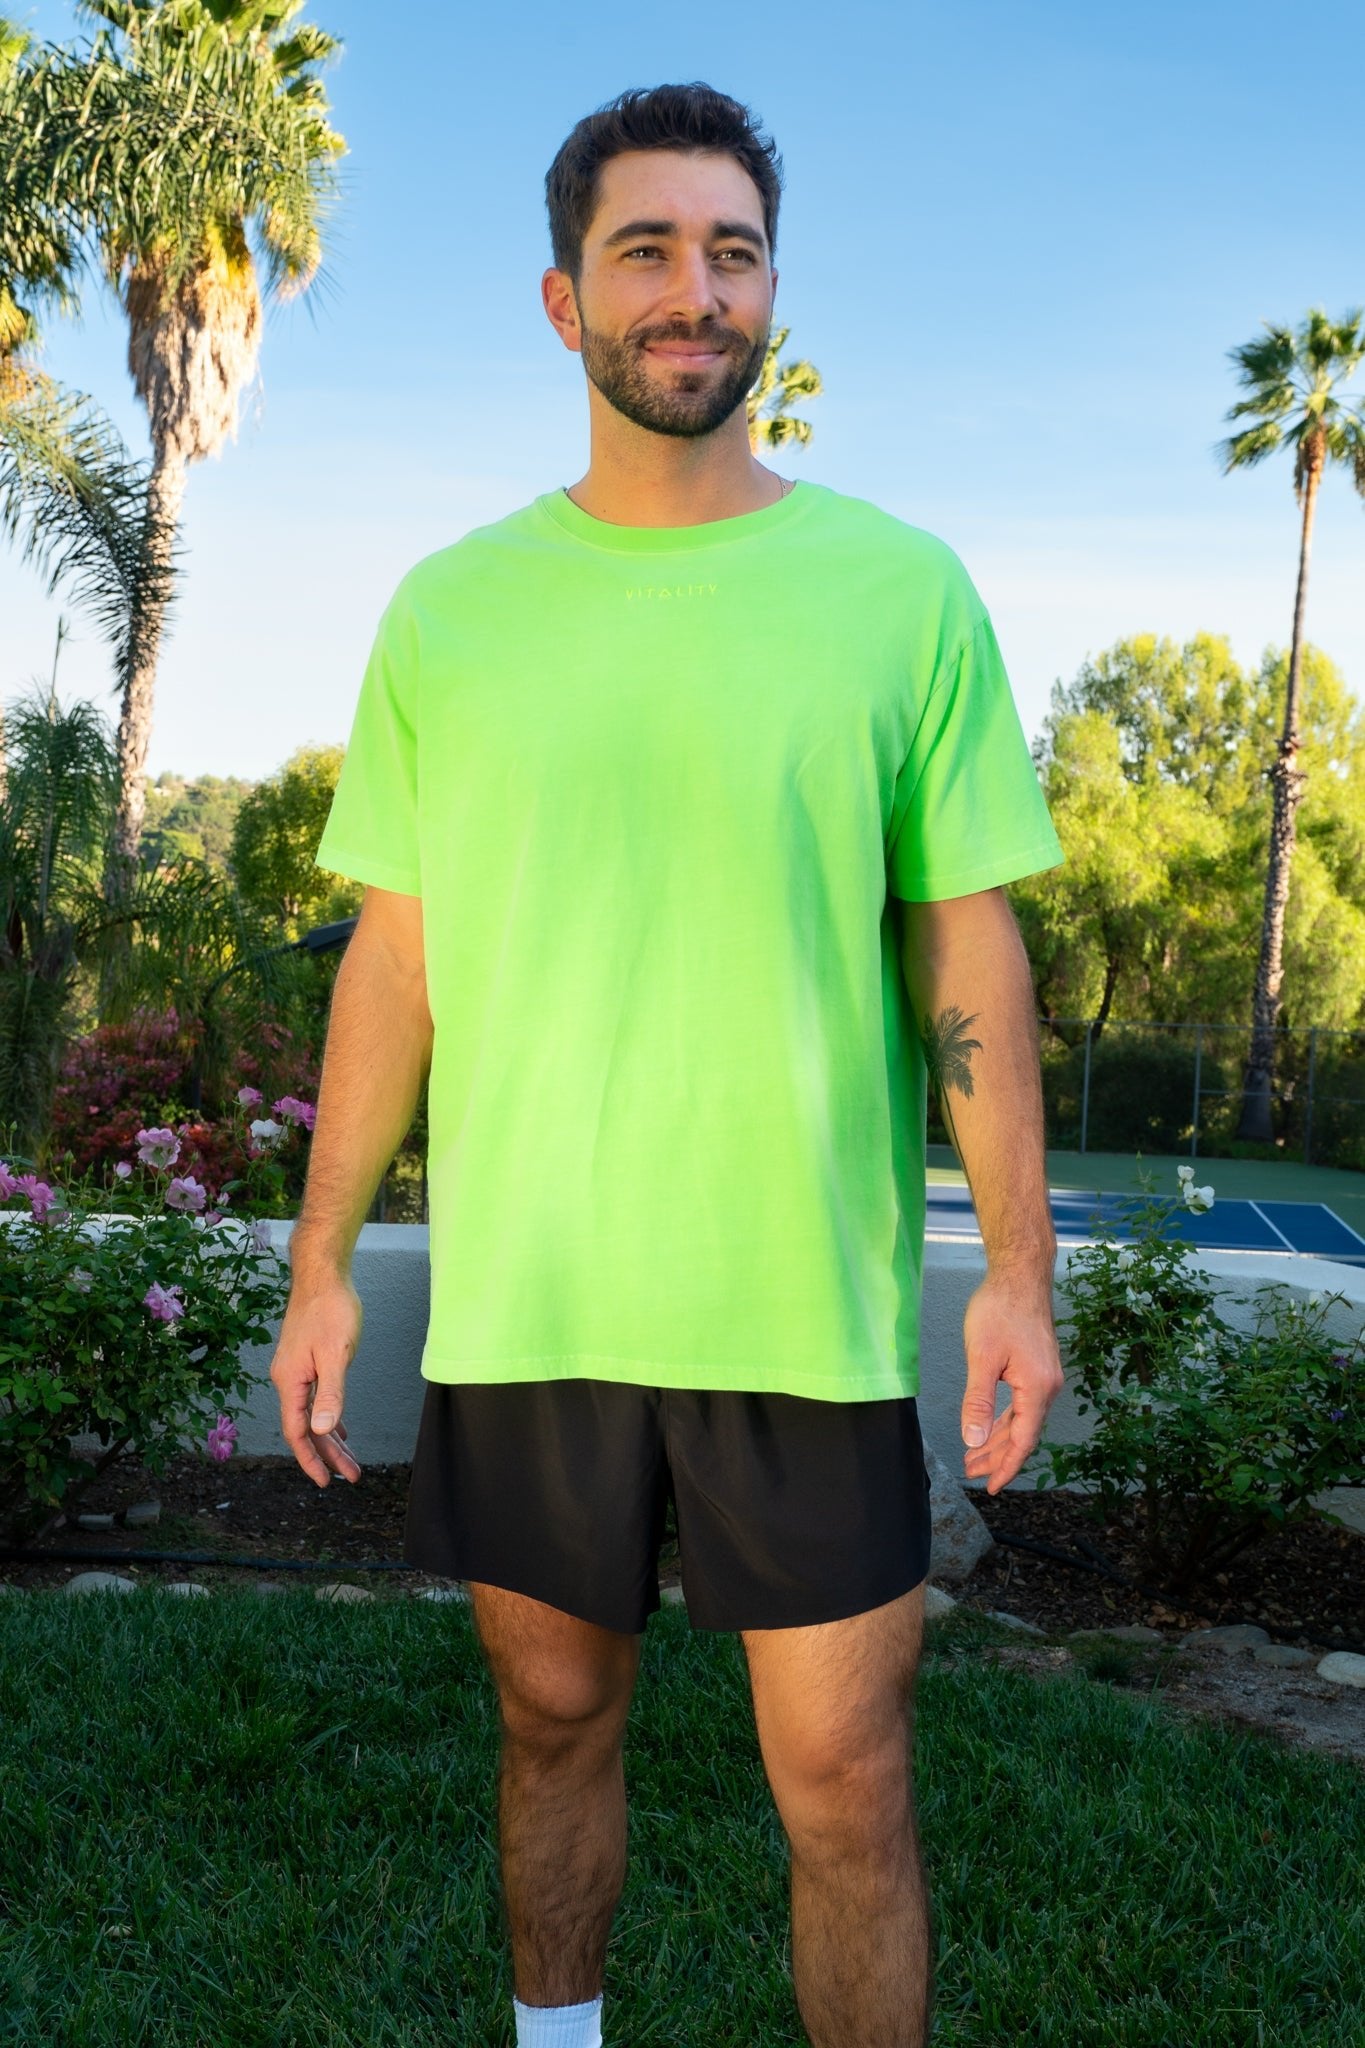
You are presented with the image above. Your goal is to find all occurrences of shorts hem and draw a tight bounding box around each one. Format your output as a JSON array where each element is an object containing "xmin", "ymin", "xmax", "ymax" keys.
[{"xmin": 419, "ymin": 1352, "xmax": 919, "ymax": 1403}]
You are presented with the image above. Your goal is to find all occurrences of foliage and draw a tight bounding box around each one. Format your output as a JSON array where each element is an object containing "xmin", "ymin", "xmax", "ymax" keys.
[
  {"xmin": 229, "ymin": 743, "xmax": 359, "ymax": 935},
  {"xmin": 141, "ymin": 770, "xmax": 256, "ymax": 871},
  {"xmin": 746, "ymin": 322, "xmax": 821, "ymax": 452},
  {"xmin": 1038, "ymin": 1164, "xmax": 1364, "ymax": 1597},
  {"xmin": 0, "ymin": 1126, "xmax": 294, "ymax": 1542}
]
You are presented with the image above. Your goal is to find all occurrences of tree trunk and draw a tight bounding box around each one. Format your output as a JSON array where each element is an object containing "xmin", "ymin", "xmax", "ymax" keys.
[
  {"xmin": 98, "ymin": 441, "xmax": 187, "ymax": 1020},
  {"xmin": 1234, "ymin": 444, "xmax": 1320, "ymax": 1142}
]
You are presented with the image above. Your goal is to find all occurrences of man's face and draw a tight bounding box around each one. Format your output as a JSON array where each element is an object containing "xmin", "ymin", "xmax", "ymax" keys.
[{"xmin": 552, "ymin": 148, "xmax": 777, "ymax": 440}]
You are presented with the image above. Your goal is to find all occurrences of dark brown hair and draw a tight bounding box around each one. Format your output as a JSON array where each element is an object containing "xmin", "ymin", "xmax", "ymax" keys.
[{"xmin": 545, "ymin": 82, "xmax": 784, "ymax": 289}]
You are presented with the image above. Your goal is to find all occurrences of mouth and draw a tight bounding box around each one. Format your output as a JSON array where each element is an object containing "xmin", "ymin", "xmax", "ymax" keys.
[{"xmin": 645, "ymin": 343, "xmax": 726, "ymax": 366}]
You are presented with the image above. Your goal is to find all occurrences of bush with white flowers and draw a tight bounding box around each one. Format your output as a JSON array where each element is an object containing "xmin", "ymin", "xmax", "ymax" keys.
[{"xmin": 1036, "ymin": 1164, "xmax": 1363, "ymax": 1600}]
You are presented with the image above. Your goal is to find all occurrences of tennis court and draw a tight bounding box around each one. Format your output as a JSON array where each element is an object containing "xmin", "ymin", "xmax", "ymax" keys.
[{"xmin": 925, "ymin": 1183, "xmax": 1365, "ymax": 1269}]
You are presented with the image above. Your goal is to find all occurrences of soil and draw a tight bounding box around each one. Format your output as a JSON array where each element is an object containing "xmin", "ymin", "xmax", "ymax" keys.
[{"xmin": 3, "ymin": 1452, "xmax": 1363, "ymax": 1770}]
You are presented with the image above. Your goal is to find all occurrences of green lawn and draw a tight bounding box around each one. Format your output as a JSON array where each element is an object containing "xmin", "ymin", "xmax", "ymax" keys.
[
  {"xmin": 0, "ymin": 1590, "xmax": 1358, "ymax": 2045},
  {"xmin": 927, "ymin": 1143, "xmax": 1365, "ymax": 1249}
]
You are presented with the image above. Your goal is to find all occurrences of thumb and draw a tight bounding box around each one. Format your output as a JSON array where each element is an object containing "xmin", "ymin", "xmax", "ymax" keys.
[
  {"xmin": 311, "ymin": 1384, "xmax": 343, "ymax": 1433},
  {"xmin": 961, "ymin": 1383, "xmax": 998, "ymax": 1449}
]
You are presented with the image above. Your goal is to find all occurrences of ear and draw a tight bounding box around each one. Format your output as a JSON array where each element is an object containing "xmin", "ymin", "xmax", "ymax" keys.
[{"xmin": 542, "ymin": 267, "xmax": 583, "ymax": 355}]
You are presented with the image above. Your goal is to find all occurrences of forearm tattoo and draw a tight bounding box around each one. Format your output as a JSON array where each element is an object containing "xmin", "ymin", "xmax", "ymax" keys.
[{"xmin": 918, "ymin": 1004, "xmax": 982, "ymax": 1155}]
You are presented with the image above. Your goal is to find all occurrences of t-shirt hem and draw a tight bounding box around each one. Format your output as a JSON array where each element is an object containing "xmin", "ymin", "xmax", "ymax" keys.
[
  {"xmin": 889, "ymin": 836, "xmax": 1064, "ymax": 902},
  {"xmin": 419, "ymin": 1351, "xmax": 920, "ymax": 1402},
  {"xmin": 313, "ymin": 842, "xmax": 422, "ymax": 894}
]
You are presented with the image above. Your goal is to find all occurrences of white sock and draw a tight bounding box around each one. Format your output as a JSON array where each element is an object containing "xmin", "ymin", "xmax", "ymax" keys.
[{"xmin": 512, "ymin": 1993, "xmax": 604, "ymax": 2048}]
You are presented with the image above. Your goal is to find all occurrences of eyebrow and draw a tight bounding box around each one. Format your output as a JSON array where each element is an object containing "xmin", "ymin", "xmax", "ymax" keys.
[{"xmin": 598, "ymin": 218, "xmax": 767, "ymax": 254}]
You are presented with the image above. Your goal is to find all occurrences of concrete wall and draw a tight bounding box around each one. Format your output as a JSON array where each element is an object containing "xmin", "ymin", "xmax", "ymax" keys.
[{"xmin": 72, "ymin": 1220, "xmax": 1361, "ymax": 1534}]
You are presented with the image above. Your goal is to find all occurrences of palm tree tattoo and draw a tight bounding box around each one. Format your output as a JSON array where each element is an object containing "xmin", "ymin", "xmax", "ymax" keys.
[{"xmin": 919, "ymin": 1004, "xmax": 983, "ymax": 1156}]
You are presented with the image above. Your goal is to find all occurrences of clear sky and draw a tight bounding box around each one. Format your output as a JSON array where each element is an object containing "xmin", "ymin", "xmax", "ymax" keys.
[{"xmin": 3, "ymin": 0, "xmax": 1362, "ymax": 783}]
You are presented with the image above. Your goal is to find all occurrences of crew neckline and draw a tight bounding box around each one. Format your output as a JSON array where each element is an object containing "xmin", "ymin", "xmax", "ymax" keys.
[{"xmin": 537, "ymin": 479, "xmax": 820, "ymax": 553}]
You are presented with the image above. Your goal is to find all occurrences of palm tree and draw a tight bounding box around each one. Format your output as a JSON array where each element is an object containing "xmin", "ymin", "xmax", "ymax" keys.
[
  {"xmin": 1217, "ymin": 308, "xmax": 1365, "ymax": 1142},
  {"xmin": 747, "ymin": 323, "xmax": 822, "ymax": 453},
  {"xmin": 3, "ymin": 0, "xmax": 346, "ymax": 907}
]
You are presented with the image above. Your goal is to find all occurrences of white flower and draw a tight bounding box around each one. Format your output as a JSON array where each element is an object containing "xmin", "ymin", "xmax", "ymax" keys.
[
  {"xmin": 251, "ymin": 1219, "xmax": 272, "ymax": 1253},
  {"xmin": 1176, "ymin": 1165, "xmax": 1194, "ymax": 1184},
  {"xmin": 248, "ymin": 1118, "xmax": 285, "ymax": 1147},
  {"xmin": 1117, "ymin": 1249, "xmax": 1137, "ymax": 1270},
  {"xmin": 1308, "ymin": 1291, "xmax": 1322, "ymax": 1307},
  {"xmin": 67, "ymin": 1267, "xmax": 94, "ymax": 1293}
]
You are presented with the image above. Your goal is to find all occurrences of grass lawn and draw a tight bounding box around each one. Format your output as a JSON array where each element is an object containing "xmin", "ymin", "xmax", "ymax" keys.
[
  {"xmin": 927, "ymin": 1143, "xmax": 1365, "ymax": 1249},
  {"xmin": 0, "ymin": 1590, "xmax": 1359, "ymax": 2046}
]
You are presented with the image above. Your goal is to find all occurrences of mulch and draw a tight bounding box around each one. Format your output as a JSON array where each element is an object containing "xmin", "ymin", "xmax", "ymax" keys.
[{"xmin": 1, "ymin": 1452, "xmax": 1361, "ymax": 1656}]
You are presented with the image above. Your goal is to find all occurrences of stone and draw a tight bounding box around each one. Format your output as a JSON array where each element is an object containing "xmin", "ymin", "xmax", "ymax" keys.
[
  {"xmin": 1179, "ymin": 1623, "xmax": 1271, "ymax": 1656},
  {"xmin": 919, "ymin": 1433, "xmax": 995, "ymax": 1586},
  {"xmin": 413, "ymin": 1585, "xmax": 470, "ymax": 1603},
  {"xmin": 64, "ymin": 1571, "xmax": 138, "ymax": 1596},
  {"xmin": 161, "ymin": 1581, "xmax": 209, "ymax": 1598},
  {"xmin": 123, "ymin": 1501, "xmax": 161, "ymax": 1527},
  {"xmin": 0, "ymin": 1583, "xmax": 22, "ymax": 1597},
  {"xmin": 74, "ymin": 1512, "xmax": 115, "ymax": 1531},
  {"xmin": 1253, "ymin": 1645, "xmax": 1315, "ymax": 1669},
  {"xmin": 923, "ymin": 1584, "xmax": 958, "ymax": 1623},
  {"xmin": 249, "ymin": 1581, "xmax": 289, "ymax": 1596},
  {"xmin": 659, "ymin": 1585, "xmax": 686, "ymax": 1606},
  {"xmin": 1068, "ymin": 1624, "xmax": 1164, "ymax": 1644},
  {"xmin": 1316, "ymin": 1651, "xmax": 1365, "ymax": 1689},
  {"xmin": 985, "ymin": 1609, "xmax": 1047, "ymax": 1636},
  {"xmin": 314, "ymin": 1581, "xmax": 375, "ymax": 1603}
]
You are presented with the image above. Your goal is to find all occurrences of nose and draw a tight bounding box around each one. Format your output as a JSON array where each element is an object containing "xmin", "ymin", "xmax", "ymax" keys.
[{"xmin": 661, "ymin": 243, "xmax": 728, "ymax": 327}]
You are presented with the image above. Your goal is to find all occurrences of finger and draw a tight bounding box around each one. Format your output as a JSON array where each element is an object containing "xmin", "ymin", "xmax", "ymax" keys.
[
  {"xmin": 316, "ymin": 1427, "xmax": 362, "ymax": 1482},
  {"xmin": 278, "ymin": 1377, "xmax": 333, "ymax": 1487}
]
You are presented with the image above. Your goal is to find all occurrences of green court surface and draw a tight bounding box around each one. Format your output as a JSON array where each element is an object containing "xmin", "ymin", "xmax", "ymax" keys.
[{"xmin": 926, "ymin": 1144, "xmax": 1365, "ymax": 1255}]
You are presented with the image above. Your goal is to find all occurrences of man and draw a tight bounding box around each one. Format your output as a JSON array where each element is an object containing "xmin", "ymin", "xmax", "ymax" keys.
[{"xmin": 271, "ymin": 81, "xmax": 1066, "ymax": 2048}]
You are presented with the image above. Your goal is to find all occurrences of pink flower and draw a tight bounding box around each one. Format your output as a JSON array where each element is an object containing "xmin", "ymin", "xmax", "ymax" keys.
[
  {"xmin": 164, "ymin": 1175, "xmax": 207, "ymax": 1214},
  {"xmin": 113, "ymin": 1161, "xmax": 134, "ymax": 1180},
  {"xmin": 203, "ymin": 1209, "xmax": 224, "ymax": 1226},
  {"xmin": 136, "ymin": 1126, "xmax": 181, "ymax": 1170},
  {"xmin": 236, "ymin": 1085, "xmax": 263, "ymax": 1108},
  {"xmin": 143, "ymin": 1281, "xmax": 185, "ymax": 1323},
  {"xmin": 273, "ymin": 1095, "xmax": 316, "ymax": 1132},
  {"xmin": 0, "ymin": 1163, "xmax": 18, "ymax": 1199},
  {"xmin": 205, "ymin": 1413, "xmax": 238, "ymax": 1462},
  {"xmin": 13, "ymin": 1174, "xmax": 56, "ymax": 1219}
]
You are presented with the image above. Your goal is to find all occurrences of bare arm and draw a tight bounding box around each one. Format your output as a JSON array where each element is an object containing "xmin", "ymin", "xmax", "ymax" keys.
[
  {"xmin": 895, "ymin": 885, "xmax": 1064, "ymax": 1492},
  {"xmin": 271, "ymin": 885, "xmax": 434, "ymax": 1487}
]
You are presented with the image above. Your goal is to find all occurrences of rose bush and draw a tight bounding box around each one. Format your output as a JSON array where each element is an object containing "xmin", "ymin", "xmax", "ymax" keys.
[
  {"xmin": 0, "ymin": 1085, "xmax": 314, "ymax": 1542},
  {"xmin": 1037, "ymin": 1164, "xmax": 1363, "ymax": 1597}
]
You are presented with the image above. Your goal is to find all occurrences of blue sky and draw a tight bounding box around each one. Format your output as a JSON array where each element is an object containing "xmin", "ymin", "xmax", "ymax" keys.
[{"xmin": 3, "ymin": 0, "xmax": 1363, "ymax": 783}]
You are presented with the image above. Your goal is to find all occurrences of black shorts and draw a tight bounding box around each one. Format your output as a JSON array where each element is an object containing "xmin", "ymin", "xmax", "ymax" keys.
[{"xmin": 402, "ymin": 1377, "xmax": 933, "ymax": 1635}]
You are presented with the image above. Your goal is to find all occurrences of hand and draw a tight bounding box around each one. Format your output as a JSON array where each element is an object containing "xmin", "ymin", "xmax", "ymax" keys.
[
  {"xmin": 960, "ymin": 1273, "xmax": 1065, "ymax": 1496},
  {"xmin": 269, "ymin": 1272, "xmax": 365, "ymax": 1489}
]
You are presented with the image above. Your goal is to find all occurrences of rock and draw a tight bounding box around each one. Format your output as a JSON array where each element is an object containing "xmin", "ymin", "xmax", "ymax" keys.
[
  {"xmin": 659, "ymin": 1585, "xmax": 686, "ymax": 1606},
  {"xmin": 985, "ymin": 1609, "xmax": 1047, "ymax": 1636},
  {"xmin": 314, "ymin": 1581, "xmax": 375, "ymax": 1603},
  {"xmin": 65, "ymin": 1571, "xmax": 138, "ymax": 1596},
  {"xmin": 413, "ymin": 1585, "xmax": 470, "ymax": 1603},
  {"xmin": 74, "ymin": 1512, "xmax": 115, "ymax": 1531},
  {"xmin": 0, "ymin": 1583, "xmax": 22, "ymax": 1597},
  {"xmin": 923, "ymin": 1584, "xmax": 958, "ymax": 1623},
  {"xmin": 1316, "ymin": 1651, "xmax": 1365, "ymax": 1689},
  {"xmin": 1179, "ymin": 1623, "xmax": 1271, "ymax": 1656},
  {"xmin": 249, "ymin": 1581, "xmax": 289, "ymax": 1596},
  {"xmin": 123, "ymin": 1501, "xmax": 161, "ymax": 1527},
  {"xmin": 1068, "ymin": 1624, "xmax": 1164, "ymax": 1644},
  {"xmin": 1253, "ymin": 1645, "xmax": 1315, "ymax": 1669},
  {"xmin": 161, "ymin": 1581, "xmax": 209, "ymax": 1598},
  {"xmin": 919, "ymin": 1434, "xmax": 995, "ymax": 1585}
]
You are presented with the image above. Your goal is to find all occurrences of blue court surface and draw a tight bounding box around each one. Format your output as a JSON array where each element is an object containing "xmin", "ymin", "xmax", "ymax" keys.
[{"xmin": 925, "ymin": 1185, "xmax": 1365, "ymax": 1270}]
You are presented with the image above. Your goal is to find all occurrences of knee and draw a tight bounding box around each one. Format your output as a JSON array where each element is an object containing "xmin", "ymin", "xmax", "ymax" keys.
[{"xmin": 772, "ymin": 1736, "xmax": 912, "ymax": 1863}]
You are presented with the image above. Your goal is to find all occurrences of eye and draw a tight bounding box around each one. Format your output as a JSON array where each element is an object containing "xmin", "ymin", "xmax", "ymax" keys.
[{"xmin": 623, "ymin": 246, "xmax": 757, "ymax": 263}]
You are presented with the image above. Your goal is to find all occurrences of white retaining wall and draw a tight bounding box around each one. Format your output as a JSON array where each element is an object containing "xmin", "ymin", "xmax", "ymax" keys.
[{"xmin": 70, "ymin": 1221, "xmax": 1364, "ymax": 1533}]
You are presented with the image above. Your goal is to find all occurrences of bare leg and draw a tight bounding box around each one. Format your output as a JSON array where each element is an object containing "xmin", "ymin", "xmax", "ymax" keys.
[
  {"xmin": 743, "ymin": 1585, "xmax": 933, "ymax": 2046},
  {"xmin": 467, "ymin": 1582, "xmax": 642, "ymax": 2010},
  {"xmin": 497, "ymin": 1718, "xmax": 629, "ymax": 2006}
]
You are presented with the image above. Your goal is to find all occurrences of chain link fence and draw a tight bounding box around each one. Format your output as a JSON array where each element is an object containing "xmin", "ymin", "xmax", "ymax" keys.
[{"xmin": 991, "ymin": 1020, "xmax": 1365, "ymax": 1169}]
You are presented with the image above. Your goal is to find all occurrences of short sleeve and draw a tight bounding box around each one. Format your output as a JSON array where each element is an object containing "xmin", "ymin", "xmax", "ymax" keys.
[
  {"xmin": 886, "ymin": 610, "xmax": 1064, "ymax": 902},
  {"xmin": 314, "ymin": 581, "xmax": 422, "ymax": 896}
]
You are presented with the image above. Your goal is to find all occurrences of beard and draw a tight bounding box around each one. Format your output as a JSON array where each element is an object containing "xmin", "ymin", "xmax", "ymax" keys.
[{"xmin": 578, "ymin": 318, "xmax": 772, "ymax": 439}]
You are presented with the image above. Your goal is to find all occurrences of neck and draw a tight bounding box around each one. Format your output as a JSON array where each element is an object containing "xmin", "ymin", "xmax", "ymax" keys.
[{"xmin": 565, "ymin": 422, "xmax": 788, "ymax": 527}]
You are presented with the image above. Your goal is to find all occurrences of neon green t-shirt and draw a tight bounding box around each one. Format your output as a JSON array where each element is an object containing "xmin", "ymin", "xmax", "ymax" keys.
[{"xmin": 313, "ymin": 480, "xmax": 1064, "ymax": 1400}]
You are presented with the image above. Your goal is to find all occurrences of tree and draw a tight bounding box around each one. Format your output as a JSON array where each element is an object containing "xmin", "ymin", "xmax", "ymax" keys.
[
  {"xmin": 1217, "ymin": 306, "xmax": 1365, "ymax": 1139},
  {"xmin": 1, "ymin": 0, "xmax": 346, "ymax": 906},
  {"xmin": 231, "ymin": 742, "xmax": 355, "ymax": 935},
  {"xmin": 747, "ymin": 324, "xmax": 822, "ymax": 452}
]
